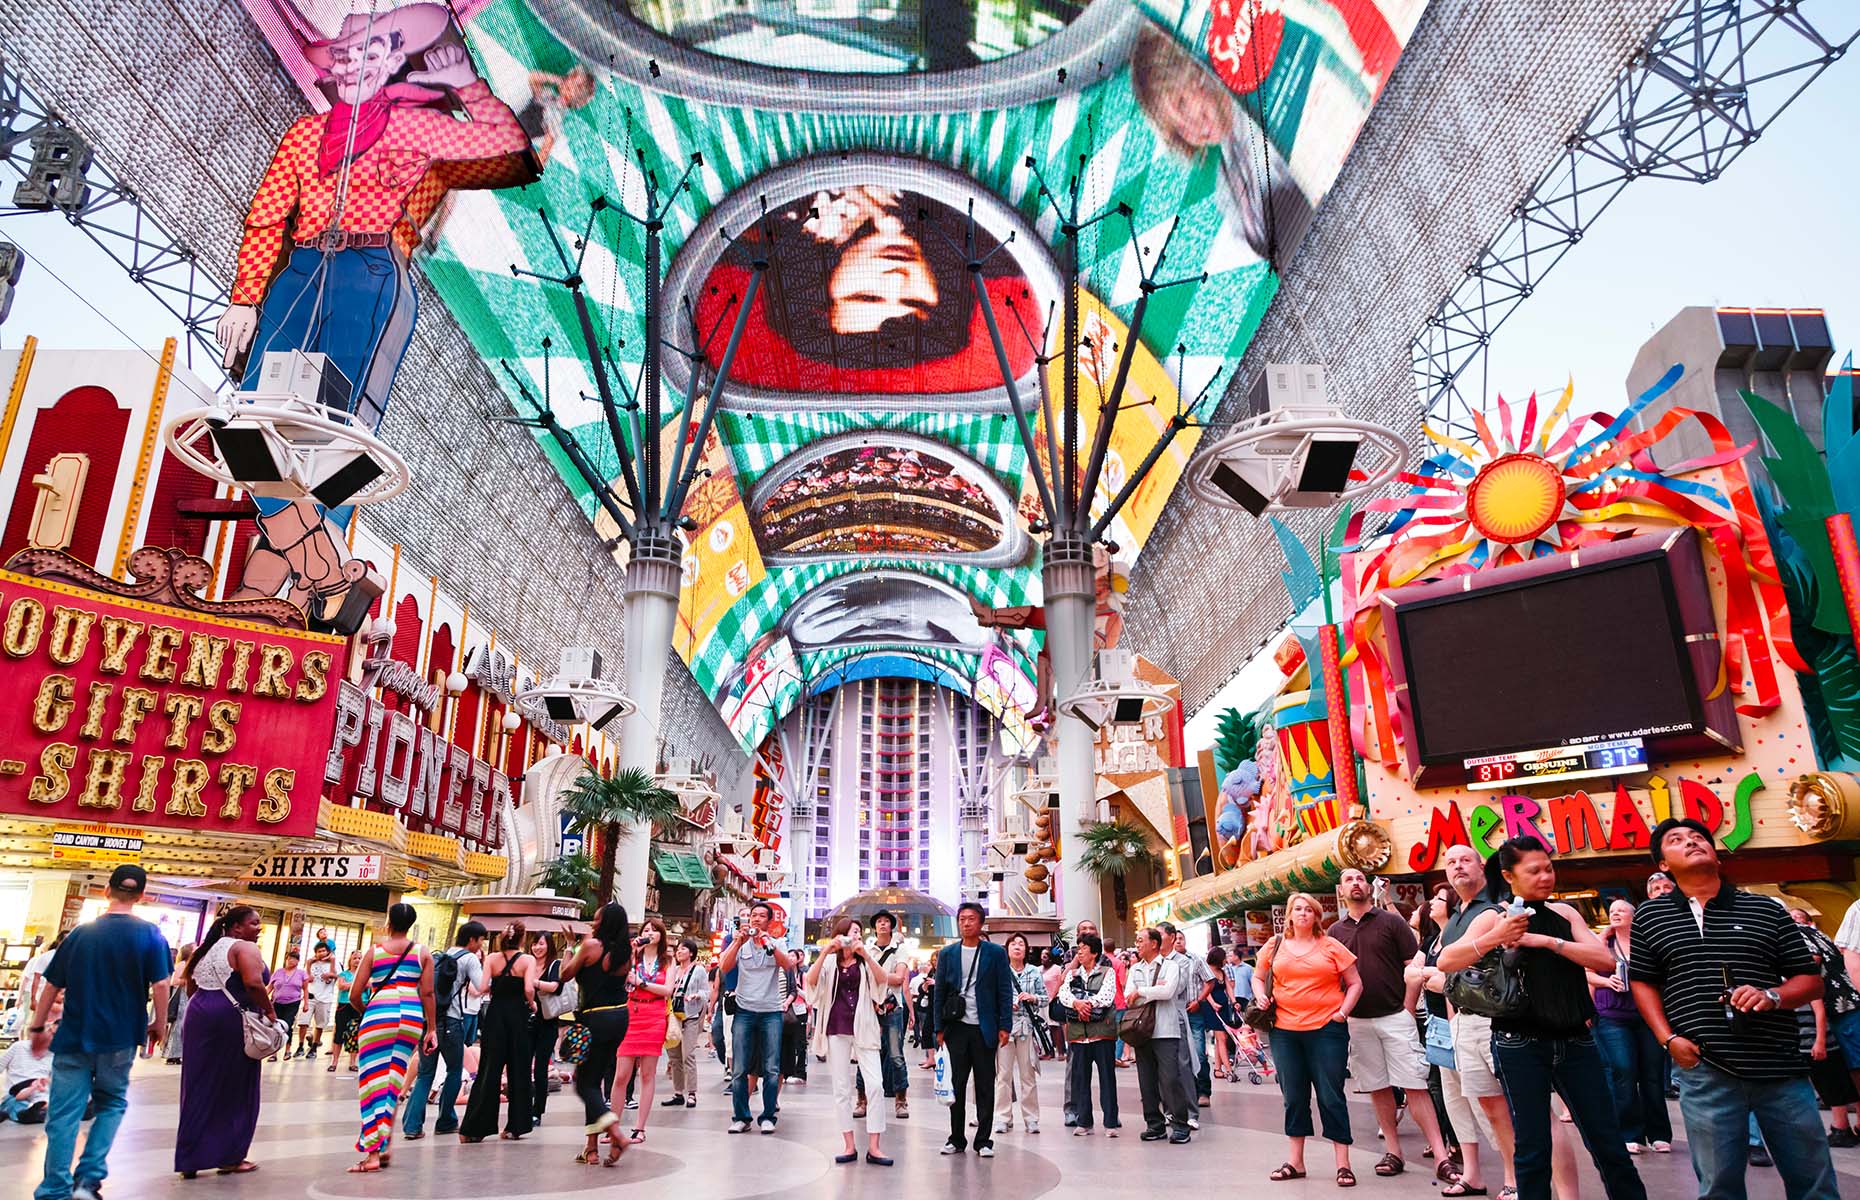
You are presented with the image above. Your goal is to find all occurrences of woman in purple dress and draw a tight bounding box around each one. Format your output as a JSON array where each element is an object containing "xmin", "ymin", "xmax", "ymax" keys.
[{"xmin": 176, "ymin": 906, "xmax": 275, "ymax": 1179}]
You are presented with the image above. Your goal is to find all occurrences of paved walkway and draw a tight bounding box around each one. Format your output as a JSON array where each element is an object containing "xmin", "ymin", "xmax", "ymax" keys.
[{"xmin": 2, "ymin": 1048, "xmax": 1850, "ymax": 1198}]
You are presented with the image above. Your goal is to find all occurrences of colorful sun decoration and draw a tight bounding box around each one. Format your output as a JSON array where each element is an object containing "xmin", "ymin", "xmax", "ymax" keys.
[{"xmin": 1337, "ymin": 365, "xmax": 1810, "ymax": 769}]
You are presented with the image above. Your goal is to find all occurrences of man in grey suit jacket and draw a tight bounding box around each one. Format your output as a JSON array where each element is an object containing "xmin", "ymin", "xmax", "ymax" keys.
[{"xmin": 933, "ymin": 902, "xmax": 1014, "ymax": 1156}]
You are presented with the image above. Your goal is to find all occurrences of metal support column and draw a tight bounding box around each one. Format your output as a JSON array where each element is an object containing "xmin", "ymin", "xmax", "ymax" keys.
[
  {"xmin": 1043, "ymin": 531, "xmax": 1100, "ymax": 929},
  {"xmin": 614, "ymin": 532, "xmax": 681, "ymax": 914}
]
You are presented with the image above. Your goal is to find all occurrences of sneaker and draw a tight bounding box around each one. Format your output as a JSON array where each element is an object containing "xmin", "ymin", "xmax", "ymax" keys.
[
  {"xmin": 940, "ymin": 1140, "xmax": 962, "ymax": 1155},
  {"xmin": 662, "ymin": 1095, "xmax": 686, "ymax": 1106},
  {"xmin": 1828, "ymin": 1128, "xmax": 1858, "ymax": 1148},
  {"xmin": 758, "ymin": 1118, "xmax": 777, "ymax": 1134},
  {"xmin": 853, "ymin": 1101, "xmax": 867, "ymax": 1119},
  {"xmin": 996, "ymin": 1120, "xmax": 1012, "ymax": 1133},
  {"xmin": 625, "ymin": 1097, "xmax": 639, "ymax": 1110},
  {"xmin": 895, "ymin": 1095, "xmax": 909, "ymax": 1119},
  {"xmin": 1026, "ymin": 1120, "xmax": 1039, "ymax": 1134},
  {"xmin": 1188, "ymin": 1116, "xmax": 1200, "ymax": 1130},
  {"xmin": 1750, "ymin": 1145, "xmax": 1773, "ymax": 1168},
  {"xmin": 73, "ymin": 1184, "xmax": 101, "ymax": 1200},
  {"xmin": 977, "ymin": 1145, "xmax": 995, "ymax": 1158},
  {"xmin": 728, "ymin": 1119, "xmax": 752, "ymax": 1134}
]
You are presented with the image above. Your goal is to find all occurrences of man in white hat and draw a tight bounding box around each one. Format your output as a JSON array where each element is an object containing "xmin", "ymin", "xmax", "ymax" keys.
[{"xmin": 215, "ymin": 3, "xmax": 534, "ymax": 430}]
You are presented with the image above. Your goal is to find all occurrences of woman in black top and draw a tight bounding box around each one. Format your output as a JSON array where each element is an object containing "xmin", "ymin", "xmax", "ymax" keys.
[
  {"xmin": 561, "ymin": 903, "xmax": 633, "ymax": 1166},
  {"xmin": 459, "ymin": 922, "xmax": 537, "ymax": 1143},
  {"xmin": 1439, "ymin": 837, "xmax": 1646, "ymax": 1200}
]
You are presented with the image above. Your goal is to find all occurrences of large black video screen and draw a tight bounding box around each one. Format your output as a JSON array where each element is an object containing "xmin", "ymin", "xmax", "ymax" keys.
[{"xmin": 1394, "ymin": 558, "xmax": 1703, "ymax": 765}]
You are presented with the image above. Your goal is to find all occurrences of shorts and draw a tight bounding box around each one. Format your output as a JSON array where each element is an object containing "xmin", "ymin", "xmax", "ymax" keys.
[
  {"xmin": 1448, "ymin": 1010, "xmax": 1504, "ymax": 1098},
  {"xmin": 307, "ymin": 999, "xmax": 335, "ymax": 1029},
  {"xmin": 1832, "ymin": 1008, "xmax": 1860, "ymax": 1066},
  {"xmin": 1345, "ymin": 1009, "xmax": 1429, "ymax": 1092}
]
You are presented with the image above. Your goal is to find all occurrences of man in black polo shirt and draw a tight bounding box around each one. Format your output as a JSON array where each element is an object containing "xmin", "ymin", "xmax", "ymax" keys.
[{"xmin": 1629, "ymin": 817, "xmax": 1836, "ymax": 1200}]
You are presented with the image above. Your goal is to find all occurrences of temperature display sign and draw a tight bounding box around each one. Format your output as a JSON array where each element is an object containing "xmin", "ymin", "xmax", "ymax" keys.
[{"xmin": 1464, "ymin": 739, "xmax": 1647, "ymax": 790}]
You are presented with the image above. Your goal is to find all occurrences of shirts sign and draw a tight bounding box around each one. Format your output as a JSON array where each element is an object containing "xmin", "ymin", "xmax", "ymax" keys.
[
  {"xmin": 242, "ymin": 853, "xmax": 383, "ymax": 882},
  {"xmin": 0, "ymin": 572, "xmax": 345, "ymax": 839}
]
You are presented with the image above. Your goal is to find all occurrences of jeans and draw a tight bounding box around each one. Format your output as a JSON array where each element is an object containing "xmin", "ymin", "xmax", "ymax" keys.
[
  {"xmin": 731, "ymin": 1009, "xmax": 783, "ymax": 1123},
  {"xmin": 1492, "ymin": 1031, "xmax": 1646, "ymax": 1200},
  {"xmin": 711, "ymin": 1003, "xmax": 727, "ymax": 1071},
  {"xmin": 943, "ymin": 1021, "xmax": 998, "ymax": 1150},
  {"xmin": 1675, "ymin": 1061, "xmax": 1838, "ymax": 1200},
  {"xmin": 3, "ymin": 1091, "xmax": 47, "ymax": 1122},
  {"xmin": 880, "ymin": 1006, "xmax": 909, "ymax": 1096},
  {"xmin": 401, "ymin": 1015, "xmax": 467, "ymax": 1135},
  {"xmin": 1269, "ymin": 1023, "xmax": 1352, "ymax": 1143},
  {"xmin": 1068, "ymin": 1038, "xmax": 1120, "ymax": 1129},
  {"xmin": 35, "ymin": 1048, "xmax": 134, "ymax": 1200},
  {"xmin": 1137, "ymin": 1036, "xmax": 1192, "ymax": 1135},
  {"xmin": 1190, "ymin": 1014, "xmax": 1215, "ymax": 1097},
  {"xmin": 1592, "ymin": 1018, "xmax": 1673, "ymax": 1144}
]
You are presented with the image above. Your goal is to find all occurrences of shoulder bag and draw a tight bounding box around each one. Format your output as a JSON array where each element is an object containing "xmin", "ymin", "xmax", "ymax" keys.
[
  {"xmin": 940, "ymin": 946, "xmax": 980, "ymax": 1026},
  {"xmin": 1446, "ymin": 947, "xmax": 1528, "ymax": 1019},
  {"xmin": 1117, "ymin": 963, "xmax": 1159, "ymax": 1045},
  {"xmin": 1241, "ymin": 936, "xmax": 1283, "ymax": 1032},
  {"xmin": 539, "ymin": 960, "xmax": 578, "ymax": 1020}
]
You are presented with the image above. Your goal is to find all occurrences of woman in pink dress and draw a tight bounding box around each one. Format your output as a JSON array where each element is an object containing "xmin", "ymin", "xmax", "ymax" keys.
[{"xmin": 612, "ymin": 919, "xmax": 673, "ymax": 1144}]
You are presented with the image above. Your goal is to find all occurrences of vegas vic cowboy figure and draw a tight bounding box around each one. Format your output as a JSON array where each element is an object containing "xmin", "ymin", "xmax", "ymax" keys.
[{"xmin": 215, "ymin": 3, "xmax": 535, "ymax": 425}]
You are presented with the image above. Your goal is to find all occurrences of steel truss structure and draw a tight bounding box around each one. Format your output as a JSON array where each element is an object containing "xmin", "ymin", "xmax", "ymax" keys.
[
  {"xmin": 1413, "ymin": 0, "xmax": 1857, "ymax": 440},
  {"xmin": 0, "ymin": 44, "xmax": 229, "ymax": 381}
]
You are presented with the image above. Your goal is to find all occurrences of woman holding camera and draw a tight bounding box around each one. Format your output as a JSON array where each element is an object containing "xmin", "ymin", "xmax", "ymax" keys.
[
  {"xmin": 995, "ymin": 932, "xmax": 1048, "ymax": 1133},
  {"xmin": 664, "ymin": 938, "xmax": 710, "ymax": 1108},
  {"xmin": 804, "ymin": 918, "xmax": 893, "ymax": 1165}
]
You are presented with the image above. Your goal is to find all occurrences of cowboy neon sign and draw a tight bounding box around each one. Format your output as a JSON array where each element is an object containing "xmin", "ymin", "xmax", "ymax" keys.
[{"xmin": 1406, "ymin": 773, "xmax": 1763, "ymax": 872}]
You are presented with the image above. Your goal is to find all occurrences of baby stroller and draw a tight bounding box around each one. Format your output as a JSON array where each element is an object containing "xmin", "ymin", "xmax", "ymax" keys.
[{"xmin": 1213, "ymin": 1008, "xmax": 1274, "ymax": 1086}]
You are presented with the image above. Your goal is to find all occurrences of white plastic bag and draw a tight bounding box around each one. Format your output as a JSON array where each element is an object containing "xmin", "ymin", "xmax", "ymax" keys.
[{"xmin": 933, "ymin": 1045, "xmax": 955, "ymax": 1107}]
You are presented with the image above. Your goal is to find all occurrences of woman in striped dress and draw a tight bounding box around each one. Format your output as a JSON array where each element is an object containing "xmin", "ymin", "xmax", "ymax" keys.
[{"xmin": 348, "ymin": 903, "xmax": 436, "ymax": 1174}]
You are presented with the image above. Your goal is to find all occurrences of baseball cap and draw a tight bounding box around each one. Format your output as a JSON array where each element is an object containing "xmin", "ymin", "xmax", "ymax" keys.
[{"xmin": 108, "ymin": 864, "xmax": 148, "ymax": 893}]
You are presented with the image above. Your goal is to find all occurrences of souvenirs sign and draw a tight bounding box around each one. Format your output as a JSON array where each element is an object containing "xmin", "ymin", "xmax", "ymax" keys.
[{"xmin": 0, "ymin": 571, "xmax": 345, "ymax": 839}]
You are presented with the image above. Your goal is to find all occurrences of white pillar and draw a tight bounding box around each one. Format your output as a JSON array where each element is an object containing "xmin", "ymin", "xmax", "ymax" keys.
[
  {"xmin": 615, "ymin": 534, "xmax": 681, "ymax": 918},
  {"xmin": 1043, "ymin": 533, "xmax": 1101, "ymax": 929}
]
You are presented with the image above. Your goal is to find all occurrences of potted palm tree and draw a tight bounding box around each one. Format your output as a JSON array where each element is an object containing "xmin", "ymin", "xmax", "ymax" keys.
[
  {"xmin": 535, "ymin": 851, "xmax": 600, "ymax": 918},
  {"xmin": 558, "ymin": 766, "xmax": 684, "ymax": 902},
  {"xmin": 1075, "ymin": 818, "xmax": 1165, "ymax": 922}
]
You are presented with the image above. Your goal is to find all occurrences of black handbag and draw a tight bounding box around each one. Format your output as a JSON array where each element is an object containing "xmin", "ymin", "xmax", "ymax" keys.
[
  {"xmin": 1446, "ymin": 947, "xmax": 1528, "ymax": 1019},
  {"xmin": 941, "ymin": 946, "xmax": 981, "ymax": 1025},
  {"xmin": 1241, "ymin": 936, "xmax": 1282, "ymax": 1032}
]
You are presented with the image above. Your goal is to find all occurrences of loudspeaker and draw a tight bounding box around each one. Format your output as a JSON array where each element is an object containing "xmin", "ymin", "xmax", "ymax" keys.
[
  {"xmin": 310, "ymin": 452, "xmax": 387, "ymax": 509},
  {"xmin": 209, "ymin": 422, "xmax": 288, "ymax": 483},
  {"xmin": 1298, "ymin": 437, "xmax": 1360, "ymax": 493},
  {"xmin": 544, "ymin": 695, "xmax": 578, "ymax": 722},
  {"xmin": 1210, "ymin": 461, "xmax": 1271, "ymax": 517},
  {"xmin": 1113, "ymin": 695, "xmax": 1147, "ymax": 724},
  {"xmin": 592, "ymin": 701, "xmax": 628, "ymax": 732}
]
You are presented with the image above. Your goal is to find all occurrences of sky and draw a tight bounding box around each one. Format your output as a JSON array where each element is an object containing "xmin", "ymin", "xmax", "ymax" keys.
[{"xmin": 2, "ymin": 28, "xmax": 1855, "ymax": 752}]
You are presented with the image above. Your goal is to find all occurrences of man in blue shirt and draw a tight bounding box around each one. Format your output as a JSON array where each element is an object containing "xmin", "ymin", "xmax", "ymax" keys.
[{"xmin": 28, "ymin": 865, "xmax": 173, "ymax": 1200}]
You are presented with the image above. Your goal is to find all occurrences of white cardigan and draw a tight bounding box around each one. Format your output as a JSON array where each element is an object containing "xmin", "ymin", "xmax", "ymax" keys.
[{"xmin": 807, "ymin": 950, "xmax": 885, "ymax": 1055}]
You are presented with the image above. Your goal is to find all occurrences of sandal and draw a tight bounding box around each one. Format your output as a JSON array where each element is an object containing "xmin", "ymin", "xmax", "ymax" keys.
[
  {"xmin": 217, "ymin": 1162, "xmax": 258, "ymax": 1175},
  {"xmin": 1337, "ymin": 1168, "xmax": 1357, "ymax": 1188},
  {"xmin": 575, "ymin": 1143, "xmax": 599, "ymax": 1165},
  {"xmin": 1270, "ymin": 1163, "xmax": 1307, "ymax": 1181},
  {"xmin": 1441, "ymin": 1183, "xmax": 1487, "ymax": 1197},
  {"xmin": 378, "ymin": 1153, "xmax": 392, "ymax": 1169},
  {"xmin": 604, "ymin": 1129, "xmax": 627, "ymax": 1167},
  {"xmin": 347, "ymin": 1160, "xmax": 382, "ymax": 1174},
  {"xmin": 628, "ymin": 1128, "xmax": 645, "ymax": 1144},
  {"xmin": 1437, "ymin": 1160, "xmax": 1463, "ymax": 1183},
  {"xmin": 1375, "ymin": 1153, "xmax": 1405, "ymax": 1177}
]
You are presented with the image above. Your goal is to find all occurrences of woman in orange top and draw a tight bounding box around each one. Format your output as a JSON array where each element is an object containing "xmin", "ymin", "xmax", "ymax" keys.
[{"xmin": 1256, "ymin": 892, "xmax": 1365, "ymax": 1188}]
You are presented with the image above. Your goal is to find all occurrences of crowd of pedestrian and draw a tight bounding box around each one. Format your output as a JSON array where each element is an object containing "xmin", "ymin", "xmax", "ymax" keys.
[{"xmin": 16, "ymin": 825, "xmax": 1860, "ymax": 1199}]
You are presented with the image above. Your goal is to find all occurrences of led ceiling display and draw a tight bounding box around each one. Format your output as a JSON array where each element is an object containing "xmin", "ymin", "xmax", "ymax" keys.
[
  {"xmin": 244, "ymin": 0, "xmax": 1429, "ymax": 751},
  {"xmin": 780, "ymin": 569, "xmax": 993, "ymax": 653},
  {"xmin": 749, "ymin": 431, "xmax": 1028, "ymax": 566}
]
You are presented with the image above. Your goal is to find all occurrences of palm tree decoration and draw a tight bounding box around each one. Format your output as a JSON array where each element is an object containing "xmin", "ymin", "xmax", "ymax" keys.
[
  {"xmin": 558, "ymin": 767, "xmax": 684, "ymax": 902},
  {"xmin": 535, "ymin": 851, "xmax": 599, "ymax": 918},
  {"xmin": 1075, "ymin": 818, "xmax": 1165, "ymax": 921}
]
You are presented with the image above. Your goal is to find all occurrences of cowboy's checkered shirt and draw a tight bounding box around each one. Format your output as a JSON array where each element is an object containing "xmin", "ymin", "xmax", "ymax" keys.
[{"xmin": 232, "ymin": 81, "xmax": 530, "ymax": 304}]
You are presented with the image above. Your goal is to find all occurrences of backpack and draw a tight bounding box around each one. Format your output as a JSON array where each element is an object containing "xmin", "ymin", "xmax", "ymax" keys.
[{"xmin": 433, "ymin": 948, "xmax": 465, "ymax": 1017}]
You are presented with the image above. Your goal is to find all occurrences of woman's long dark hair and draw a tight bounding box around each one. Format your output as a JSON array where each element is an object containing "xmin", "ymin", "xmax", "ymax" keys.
[
  {"xmin": 591, "ymin": 902, "xmax": 631, "ymax": 973},
  {"xmin": 184, "ymin": 905, "xmax": 257, "ymax": 986},
  {"xmin": 1484, "ymin": 835, "xmax": 1552, "ymax": 904},
  {"xmin": 638, "ymin": 917, "xmax": 671, "ymax": 972}
]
